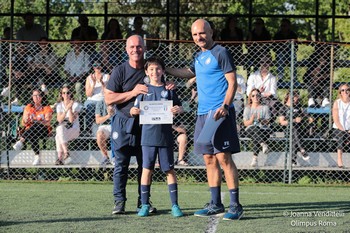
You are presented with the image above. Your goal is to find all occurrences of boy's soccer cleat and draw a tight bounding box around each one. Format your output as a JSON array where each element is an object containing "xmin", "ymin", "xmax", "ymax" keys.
[
  {"xmin": 137, "ymin": 204, "xmax": 150, "ymax": 217},
  {"xmin": 194, "ymin": 203, "xmax": 225, "ymax": 217},
  {"xmin": 171, "ymin": 204, "xmax": 184, "ymax": 217},
  {"xmin": 137, "ymin": 199, "xmax": 157, "ymax": 213},
  {"xmin": 223, "ymin": 203, "xmax": 244, "ymax": 220}
]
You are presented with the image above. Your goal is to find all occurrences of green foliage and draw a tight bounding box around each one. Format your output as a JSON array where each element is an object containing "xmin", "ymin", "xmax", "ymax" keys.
[
  {"xmin": 298, "ymin": 175, "xmax": 313, "ymax": 184},
  {"xmin": 177, "ymin": 174, "xmax": 197, "ymax": 183},
  {"xmin": 241, "ymin": 176, "xmax": 257, "ymax": 183}
]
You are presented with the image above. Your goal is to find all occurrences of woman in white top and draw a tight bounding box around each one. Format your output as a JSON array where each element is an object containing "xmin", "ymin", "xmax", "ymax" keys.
[
  {"xmin": 332, "ymin": 84, "xmax": 350, "ymax": 169},
  {"xmin": 83, "ymin": 62, "xmax": 110, "ymax": 134},
  {"xmin": 55, "ymin": 86, "xmax": 81, "ymax": 165}
]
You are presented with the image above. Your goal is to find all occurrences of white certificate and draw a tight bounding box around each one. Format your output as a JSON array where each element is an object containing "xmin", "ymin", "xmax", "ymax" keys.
[{"xmin": 139, "ymin": 100, "xmax": 173, "ymax": 124}]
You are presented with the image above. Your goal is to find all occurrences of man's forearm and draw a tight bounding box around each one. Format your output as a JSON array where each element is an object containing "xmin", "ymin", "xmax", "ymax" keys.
[{"xmin": 166, "ymin": 67, "xmax": 195, "ymax": 79}]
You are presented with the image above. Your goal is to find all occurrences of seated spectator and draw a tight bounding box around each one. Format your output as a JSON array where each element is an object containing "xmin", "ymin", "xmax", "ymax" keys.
[
  {"xmin": 16, "ymin": 12, "xmax": 47, "ymax": 42},
  {"xmin": 12, "ymin": 89, "xmax": 53, "ymax": 166},
  {"xmin": 11, "ymin": 43, "xmax": 33, "ymax": 105},
  {"xmin": 71, "ymin": 14, "xmax": 98, "ymax": 55},
  {"xmin": 246, "ymin": 57, "xmax": 279, "ymax": 119},
  {"xmin": 83, "ymin": 62, "xmax": 110, "ymax": 135},
  {"xmin": 55, "ymin": 86, "xmax": 81, "ymax": 165},
  {"xmin": 30, "ymin": 37, "xmax": 58, "ymax": 91},
  {"xmin": 172, "ymin": 123, "xmax": 189, "ymax": 166},
  {"xmin": 64, "ymin": 38, "xmax": 91, "ymax": 102},
  {"xmin": 220, "ymin": 15, "xmax": 244, "ymax": 65},
  {"xmin": 94, "ymin": 100, "xmax": 115, "ymax": 166},
  {"xmin": 278, "ymin": 91, "xmax": 309, "ymax": 166},
  {"xmin": 126, "ymin": 16, "xmax": 149, "ymax": 39},
  {"xmin": 304, "ymin": 44, "xmax": 331, "ymax": 108},
  {"xmin": 246, "ymin": 18, "xmax": 271, "ymax": 71},
  {"xmin": 273, "ymin": 18, "xmax": 298, "ymax": 80},
  {"xmin": 1, "ymin": 27, "xmax": 11, "ymax": 92},
  {"xmin": 126, "ymin": 16, "xmax": 150, "ymax": 49},
  {"xmin": 101, "ymin": 18, "xmax": 124, "ymax": 72},
  {"xmin": 331, "ymin": 84, "xmax": 350, "ymax": 169},
  {"xmin": 243, "ymin": 88, "xmax": 271, "ymax": 167}
]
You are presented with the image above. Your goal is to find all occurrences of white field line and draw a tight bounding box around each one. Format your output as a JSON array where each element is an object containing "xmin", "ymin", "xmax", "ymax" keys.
[{"xmin": 204, "ymin": 192, "xmax": 225, "ymax": 233}]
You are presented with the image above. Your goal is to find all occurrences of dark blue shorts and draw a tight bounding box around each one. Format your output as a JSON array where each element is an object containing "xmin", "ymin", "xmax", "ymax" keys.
[
  {"xmin": 142, "ymin": 146, "xmax": 174, "ymax": 172},
  {"xmin": 194, "ymin": 107, "xmax": 240, "ymax": 155}
]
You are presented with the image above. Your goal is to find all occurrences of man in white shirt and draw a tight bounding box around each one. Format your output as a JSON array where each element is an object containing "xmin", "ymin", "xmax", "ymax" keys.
[{"xmin": 64, "ymin": 39, "xmax": 91, "ymax": 101}]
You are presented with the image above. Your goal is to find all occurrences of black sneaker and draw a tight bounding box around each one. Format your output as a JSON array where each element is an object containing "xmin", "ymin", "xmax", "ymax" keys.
[
  {"xmin": 136, "ymin": 199, "xmax": 157, "ymax": 214},
  {"xmin": 112, "ymin": 201, "xmax": 125, "ymax": 214}
]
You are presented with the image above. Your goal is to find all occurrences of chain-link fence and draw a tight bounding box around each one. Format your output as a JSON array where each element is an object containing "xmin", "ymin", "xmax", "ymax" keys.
[{"xmin": 0, "ymin": 39, "xmax": 349, "ymax": 183}]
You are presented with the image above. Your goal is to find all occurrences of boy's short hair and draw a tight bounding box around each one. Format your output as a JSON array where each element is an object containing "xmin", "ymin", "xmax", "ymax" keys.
[{"xmin": 144, "ymin": 56, "xmax": 165, "ymax": 70}]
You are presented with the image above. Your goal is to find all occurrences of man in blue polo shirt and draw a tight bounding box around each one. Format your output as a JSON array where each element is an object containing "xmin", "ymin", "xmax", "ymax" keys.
[{"xmin": 166, "ymin": 19, "xmax": 243, "ymax": 220}]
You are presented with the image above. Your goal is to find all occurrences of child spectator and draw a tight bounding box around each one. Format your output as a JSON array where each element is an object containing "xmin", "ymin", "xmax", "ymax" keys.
[
  {"xmin": 55, "ymin": 86, "xmax": 81, "ymax": 165},
  {"xmin": 94, "ymin": 100, "xmax": 115, "ymax": 166},
  {"xmin": 12, "ymin": 89, "xmax": 53, "ymax": 166},
  {"xmin": 130, "ymin": 56, "xmax": 184, "ymax": 217},
  {"xmin": 83, "ymin": 62, "xmax": 110, "ymax": 135},
  {"xmin": 172, "ymin": 123, "xmax": 189, "ymax": 166}
]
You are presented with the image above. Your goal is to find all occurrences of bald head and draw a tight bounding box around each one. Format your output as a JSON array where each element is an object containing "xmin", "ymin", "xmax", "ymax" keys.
[
  {"xmin": 191, "ymin": 19, "xmax": 213, "ymax": 51},
  {"xmin": 126, "ymin": 35, "xmax": 145, "ymax": 68},
  {"xmin": 126, "ymin": 35, "xmax": 144, "ymax": 47}
]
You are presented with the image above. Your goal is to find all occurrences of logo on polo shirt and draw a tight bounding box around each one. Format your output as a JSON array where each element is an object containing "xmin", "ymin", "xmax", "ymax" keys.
[{"xmin": 112, "ymin": 131, "xmax": 119, "ymax": 140}]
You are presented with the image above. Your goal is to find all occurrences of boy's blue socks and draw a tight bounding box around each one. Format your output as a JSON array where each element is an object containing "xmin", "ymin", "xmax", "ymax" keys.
[
  {"xmin": 141, "ymin": 185, "xmax": 151, "ymax": 205},
  {"xmin": 168, "ymin": 183, "xmax": 178, "ymax": 206}
]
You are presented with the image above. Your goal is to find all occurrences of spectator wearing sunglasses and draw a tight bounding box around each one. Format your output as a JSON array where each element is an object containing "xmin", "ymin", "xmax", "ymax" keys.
[
  {"xmin": 12, "ymin": 89, "xmax": 53, "ymax": 165},
  {"xmin": 55, "ymin": 86, "xmax": 81, "ymax": 165},
  {"xmin": 332, "ymin": 84, "xmax": 350, "ymax": 169},
  {"xmin": 243, "ymin": 88, "xmax": 271, "ymax": 167}
]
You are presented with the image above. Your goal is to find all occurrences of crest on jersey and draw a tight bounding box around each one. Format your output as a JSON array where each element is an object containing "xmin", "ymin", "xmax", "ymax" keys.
[
  {"xmin": 205, "ymin": 57, "xmax": 211, "ymax": 65},
  {"xmin": 161, "ymin": 90, "xmax": 168, "ymax": 99}
]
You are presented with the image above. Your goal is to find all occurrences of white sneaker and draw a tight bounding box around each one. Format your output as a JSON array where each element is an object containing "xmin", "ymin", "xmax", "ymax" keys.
[
  {"xmin": 41, "ymin": 84, "xmax": 48, "ymax": 94},
  {"xmin": 308, "ymin": 98, "xmax": 315, "ymax": 108},
  {"xmin": 50, "ymin": 103, "xmax": 57, "ymax": 110},
  {"xmin": 11, "ymin": 98, "xmax": 19, "ymax": 106},
  {"xmin": 261, "ymin": 142, "xmax": 269, "ymax": 154},
  {"xmin": 32, "ymin": 155, "xmax": 41, "ymax": 166},
  {"xmin": 1, "ymin": 87, "xmax": 9, "ymax": 96},
  {"xmin": 321, "ymin": 98, "xmax": 330, "ymax": 107},
  {"xmin": 251, "ymin": 155, "xmax": 258, "ymax": 167},
  {"xmin": 12, "ymin": 140, "xmax": 24, "ymax": 151}
]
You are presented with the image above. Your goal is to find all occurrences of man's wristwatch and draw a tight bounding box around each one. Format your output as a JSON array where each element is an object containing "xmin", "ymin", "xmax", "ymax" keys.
[{"xmin": 223, "ymin": 104, "xmax": 229, "ymax": 111}]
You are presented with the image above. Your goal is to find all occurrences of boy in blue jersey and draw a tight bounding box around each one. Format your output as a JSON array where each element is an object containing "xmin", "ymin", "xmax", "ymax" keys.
[
  {"xmin": 166, "ymin": 19, "xmax": 243, "ymax": 220},
  {"xmin": 130, "ymin": 56, "xmax": 184, "ymax": 217}
]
